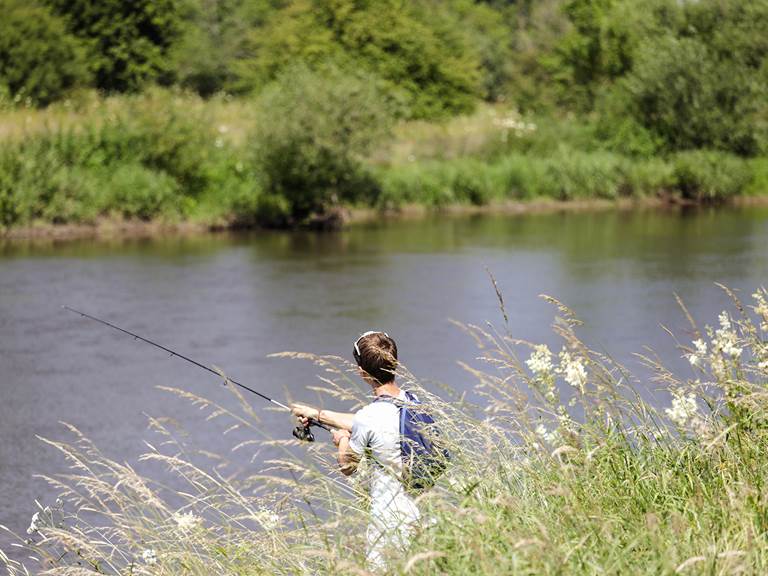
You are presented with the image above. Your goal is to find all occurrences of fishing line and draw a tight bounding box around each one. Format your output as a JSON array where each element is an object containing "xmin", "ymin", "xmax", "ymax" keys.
[{"xmin": 62, "ymin": 306, "xmax": 329, "ymax": 438}]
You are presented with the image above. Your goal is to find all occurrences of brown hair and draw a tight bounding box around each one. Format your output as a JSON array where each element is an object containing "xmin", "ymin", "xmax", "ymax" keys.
[{"xmin": 354, "ymin": 332, "xmax": 398, "ymax": 385}]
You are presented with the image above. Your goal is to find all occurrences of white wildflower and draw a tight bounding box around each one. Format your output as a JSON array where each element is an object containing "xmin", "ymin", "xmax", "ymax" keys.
[
  {"xmin": 665, "ymin": 392, "xmax": 698, "ymax": 428},
  {"xmin": 687, "ymin": 339, "xmax": 707, "ymax": 366},
  {"xmin": 720, "ymin": 339, "xmax": 742, "ymax": 359},
  {"xmin": 26, "ymin": 512, "xmax": 40, "ymax": 535},
  {"xmin": 712, "ymin": 312, "xmax": 742, "ymax": 359},
  {"xmin": 535, "ymin": 423, "xmax": 560, "ymax": 445},
  {"xmin": 254, "ymin": 507, "xmax": 280, "ymax": 531},
  {"xmin": 174, "ymin": 511, "xmax": 201, "ymax": 531},
  {"xmin": 526, "ymin": 345, "xmax": 554, "ymax": 375},
  {"xmin": 494, "ymin": 115, "xmax": 536, "ymax": 133},
  {"xmin": 214, "ymin": 137, "xmax": 224, "ymax": 149},
  {"xmin": 752, "ymin": 290, "xmax": 768, "ymax": 331},
  {"xmin": 559, "ymin": 350, "xmax": 587, "ymax": 394},
  {"xmin": 142, "ymin": 549, "xmax": 157, "ymax": 565}
]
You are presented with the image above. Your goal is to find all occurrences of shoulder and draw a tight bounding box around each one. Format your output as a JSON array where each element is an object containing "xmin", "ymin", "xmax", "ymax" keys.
[{"xmin": 354, "ymin": 400, "xmax": 396, "ymax": 426}]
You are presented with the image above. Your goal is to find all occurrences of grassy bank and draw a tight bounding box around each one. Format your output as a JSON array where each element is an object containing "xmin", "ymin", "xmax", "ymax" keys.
[
  {"xmin": 1, "ymin": 91, "xmax": 767, "ymax": 235},
  {"xmin": 2, "ymin": 287, "xmax": 768, "ymax": 575}
]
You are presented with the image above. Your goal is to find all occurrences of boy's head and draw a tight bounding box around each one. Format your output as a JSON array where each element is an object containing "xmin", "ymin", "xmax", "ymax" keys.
[{"xmin": 353, "ymin": 331, "xmax": 398, "ymax": 387}]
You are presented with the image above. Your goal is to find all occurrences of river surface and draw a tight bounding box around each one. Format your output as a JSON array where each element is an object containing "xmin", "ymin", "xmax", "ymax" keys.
[{"xmin": 1, "ymin": 205, "xmax": 767, "ymax": 552}]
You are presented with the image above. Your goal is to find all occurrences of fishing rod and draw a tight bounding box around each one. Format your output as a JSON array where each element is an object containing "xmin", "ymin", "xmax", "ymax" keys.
[{"xmin": 62, "ymin": 306, "xmax": 329, "ymax": 441}]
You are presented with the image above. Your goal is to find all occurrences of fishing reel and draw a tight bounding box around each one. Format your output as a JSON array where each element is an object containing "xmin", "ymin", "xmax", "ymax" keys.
[{"xmin": 292, "ymin": 424, "xmax": 315, "ymax": 442}]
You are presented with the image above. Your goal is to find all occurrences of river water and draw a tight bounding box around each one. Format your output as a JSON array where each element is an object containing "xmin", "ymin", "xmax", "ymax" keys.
[{"xmin": 1, "ymin": 205, "xmax": 767, "ymax": 551}]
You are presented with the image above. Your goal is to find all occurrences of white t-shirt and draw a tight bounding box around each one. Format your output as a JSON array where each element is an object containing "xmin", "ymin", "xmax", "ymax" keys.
[{"xmin": 348, "ymin": 390, "xmax": 420, "ymax": 566}]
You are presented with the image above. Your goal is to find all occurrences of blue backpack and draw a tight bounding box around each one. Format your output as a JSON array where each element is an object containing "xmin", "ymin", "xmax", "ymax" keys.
[{"xmin": 374, "ymin": 390, "xmax": 450, "ymax": 493}]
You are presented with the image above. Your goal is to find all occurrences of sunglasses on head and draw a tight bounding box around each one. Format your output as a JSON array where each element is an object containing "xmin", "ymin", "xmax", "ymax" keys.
[{"xmin": 353, "ymin": 330, "xmax": 389, "ymax": 364}]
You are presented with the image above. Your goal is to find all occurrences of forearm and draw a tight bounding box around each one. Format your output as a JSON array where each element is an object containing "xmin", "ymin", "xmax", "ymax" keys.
[
  {"xmin": 318, "ymin": 409, "xmax": 354, "ymax": 431},
  {"xmin": 336, "ymin": 437, "xmax": 358, "ymax": 476},
  {"xmin": 291, "ymin": 403, "xmax": 354, "ymax": 431}
]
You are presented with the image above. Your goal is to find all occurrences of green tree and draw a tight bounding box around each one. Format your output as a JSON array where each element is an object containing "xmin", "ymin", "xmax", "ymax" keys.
[
  {"xmin": 614, "ymin": 35, "xmax": 767, "ymax": 155},
  {"xmin": 251, "ymin": 62, "xmax": 394, "ymax": 224},
  {"xmin": 428, "ymin": 0, "xmax": 515, "ymax": 103},
  {"xmin": 505, "ymin": 0, "xmax": 571, "ymax": 111},
  {"xmin": 600, "ymin": 0, "xmax": 768, "ymax": 155},
  {"xmin": 547, "ymin": 0, "xmax": 676, "ymax": 109},
  {"xmin": 172, "ymin": 0, "xmax": 280, "ymax": 96},
  {"xmin": 0, "ymin": 0, "xmax": 89, "ymax": 106},
  {"xmin": 45, "ymin": 0, "xmax": 183, "ymax": 92},
  {"xmin": 236, "ymin": 0, "xmax": 483, "ymax": 118}
]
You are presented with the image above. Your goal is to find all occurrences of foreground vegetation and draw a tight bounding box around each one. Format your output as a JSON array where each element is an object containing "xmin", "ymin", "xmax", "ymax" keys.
[
  {"xmin": 3, "ymin": 285, "xmax": 768, "ymax": 574},
  {"xmin": 2, "ymin": 0, "xmax": 768, "ymax": 231}
]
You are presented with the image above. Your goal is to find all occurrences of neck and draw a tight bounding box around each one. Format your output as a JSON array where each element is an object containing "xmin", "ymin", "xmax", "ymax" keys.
[{"xmin": 373, "ymin": 382, "xmax": 400, "ymax": 397}]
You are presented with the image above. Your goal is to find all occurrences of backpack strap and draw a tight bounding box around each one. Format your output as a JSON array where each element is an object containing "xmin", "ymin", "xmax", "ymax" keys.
[{"xmin": 372, "ymin": 391, "xmax": 420, "ymax": 405}]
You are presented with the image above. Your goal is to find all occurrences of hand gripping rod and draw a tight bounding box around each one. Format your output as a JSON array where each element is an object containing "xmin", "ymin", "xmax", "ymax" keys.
[{"xmin": 62, "ymin": 306, "xmax": 330, "ymax": 438}]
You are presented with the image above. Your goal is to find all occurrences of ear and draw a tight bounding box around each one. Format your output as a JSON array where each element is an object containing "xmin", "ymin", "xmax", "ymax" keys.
[{"xmin": 358, "ymin": 367, "xmax": 376, "ymax": 388}]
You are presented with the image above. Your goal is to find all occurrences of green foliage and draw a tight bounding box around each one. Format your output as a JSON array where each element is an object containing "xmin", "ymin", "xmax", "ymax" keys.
[
  {"xmin": 746, "ymin": 158, "xmax": 768, "ymax": 197},
  {"xmin": 0, "ymin": 92, "xmax": 255, "ymax": 228},
  {"xmin": 670, "ymin": 151, "xmax": 752, "ymax": 202},
  {"xmin": 172, "ymin": 0, "xmax": 277, "ymax": 96},
  {"xmin": 547, "ymin": 0, "xmax": 676, "ymax": 109},
  {"xmin": 447, "ymin": 0, "xmax": 515, "ymax": 102},
  {"xmin": 505, "ymin": 0, "xmax": 572, "ymax": 112},
  {"xmin": 45, "ymin": 0, "xmax": 184, "ymax": 92},
  {"xmin": 102, "ymin": 164, "xmax": 182, "ymax": 220},
  {"xmin": 237, "ymin": 0, "xmax": 484, "ymax": 118},
  {"xmin": 544, "ymin": 148, "xmax": 624, "ymax": 199},
  {"xmin": 619, "ymin": 157, "xmax": 674, "ymax": 197},
  {"xmin": 379, "ymin": 148, "xmax": 757, "ymax": 207},
  {"xmin": 0, "ymin": 0, "xmax": 89, "ymax": 106},
  {"xmin": 614, "ymin": 34, "xmax": 768, "ymax": 156},
  {"xmin": 251, "ymin": 63, "xmax": 394, "ymax": 224}
]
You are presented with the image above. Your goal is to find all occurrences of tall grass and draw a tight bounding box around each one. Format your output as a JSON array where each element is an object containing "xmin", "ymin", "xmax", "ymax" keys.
[
  {"xmin": 0, "ymin": 94, "xmax": 766, "ymax": 232},
  {"xmin": 377, "ymin": 149, "xmax": 758, "ymax": 208},
  {"xmin": 3, "ymin": 285, "xmax": 768, "ymax": 575},
  {"xmin": 0, "ymin": 90, "xmax": 257, "ymax": 229}
]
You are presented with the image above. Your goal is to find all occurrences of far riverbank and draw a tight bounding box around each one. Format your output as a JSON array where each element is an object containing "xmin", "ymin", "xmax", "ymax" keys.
[
  {"xmin": 4, "ymin": 196, "xmax": 768, "ymax": 244},
  {"xmin": 3, "ymin": 93, "xmax": 767, "ymax": 238}
]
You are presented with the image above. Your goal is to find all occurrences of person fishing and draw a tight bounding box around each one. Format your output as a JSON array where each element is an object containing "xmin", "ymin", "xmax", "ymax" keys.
[
  {"xmin": 63, "ymin": 309, "xmax": 442, "ymax": 568},
  {"xmin": 291, "ymin": 331, "xmax": 422, "ymax": 569}
]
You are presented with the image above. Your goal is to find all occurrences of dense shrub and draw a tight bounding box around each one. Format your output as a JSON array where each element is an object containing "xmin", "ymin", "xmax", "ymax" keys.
[
  {"xmin": 378, "ymin": 149, "xmax": 757, "ymax": 207},
  {"xmin": 746, "ymin": 158, "xmax": 768, "ymax": 197},
  {"xmin": 619, "ymin": 157, "xmax": 674, "ymax": 197},
  {"xmin": 498, "ymin": 155, "xmax": 557, "ymax": 200},
  {"xmin": 0, "ymin": 0, "xmax": 89, "ymax": 106},
  {"xmin": 101, "ymin": 164, "xmax": 182, "ymax": 220},
  {"xmin": 45, "ymin": 0, "xmax": 183, "ymax": 92},
  {"xmin": 0, "ymin": 92, "xmax": 256, "ymax": 228},
  {"xmin": 251, "ymin": 63, "xmax": 394, "ymax": 224},
  {"xmin": 670, "ymin": 151, "xmax": 752, "ymax": 202},
  {"xmin": 379, "ymin": 163, "xmax": 457, "ymax": 208},
  {"xmin": 544, "ymin": 149, "xmax": 625, "ymax": 199}
]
